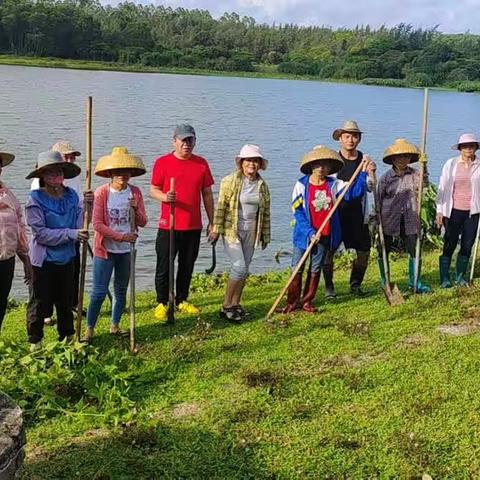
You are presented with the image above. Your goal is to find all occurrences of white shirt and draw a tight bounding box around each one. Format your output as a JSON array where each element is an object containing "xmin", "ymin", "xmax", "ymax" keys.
[
  {"xmin": 436, "ymin": 156, "xmax": 480, "ymax": 217},
  {"xmin": 103, "ymin": 186, "xmax": 132, "ymax": 254}
]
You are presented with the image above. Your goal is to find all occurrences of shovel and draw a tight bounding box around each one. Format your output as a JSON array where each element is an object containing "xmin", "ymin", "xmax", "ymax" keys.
[{"xmin": 372, "ymin": 172, "xmax": 404, "ymax": 306}]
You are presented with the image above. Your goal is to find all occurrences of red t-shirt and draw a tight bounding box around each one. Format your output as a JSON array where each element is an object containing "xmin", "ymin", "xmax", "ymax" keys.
[
  {"xmin": 151, "ymin": 152, "xmax": 214, "ymax": 230},
  {"xmin": 308, "ymin": 182, "xmax": 332, "ymax": 235}
]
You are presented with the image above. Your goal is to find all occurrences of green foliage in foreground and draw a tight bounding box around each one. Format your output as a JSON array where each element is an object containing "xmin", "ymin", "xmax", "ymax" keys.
[{"xmin": 2, "ymin": 250, "xmax": 480, "ymax": 478}]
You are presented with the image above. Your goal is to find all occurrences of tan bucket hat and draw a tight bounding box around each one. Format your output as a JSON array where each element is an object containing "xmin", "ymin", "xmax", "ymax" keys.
[
  {"xmin": 383, "ymin": 138, "xmax": 420, "ymax": 165},
  {"xmin": 235, "ymin": 144, "xmax": 268, "ymax": 170},
  {"xmin": 332, "ymin": 120, "xmax": 363, "ymax": 141},
  {"xmin": 95, "ymin": 147, "xmax": 146, "ymax": 178},
  {"xmin": 0, "ymin": 151, "xmax": 15, "ymax": 167},
  {"xmin": 300, "ymin": 145, "xmax": 344, "ymax": 175},
  {"xmin": 51, "ymin": 140, "xmax": 81, "ymax": 157}
]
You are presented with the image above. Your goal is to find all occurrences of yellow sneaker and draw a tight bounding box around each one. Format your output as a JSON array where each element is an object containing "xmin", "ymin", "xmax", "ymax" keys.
[
  {"xmin": 154, "ymin": 303, "xmax": 168, "ymax": 322},
  {"xmin": 177, "ymin": 301, "xmax": 200, "ymax": 315}
]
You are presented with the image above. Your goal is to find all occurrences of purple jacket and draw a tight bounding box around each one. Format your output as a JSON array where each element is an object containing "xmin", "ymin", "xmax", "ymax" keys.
[{"xmin": 25, "ymin": 187, "xmax": 83, "ymax": 267}]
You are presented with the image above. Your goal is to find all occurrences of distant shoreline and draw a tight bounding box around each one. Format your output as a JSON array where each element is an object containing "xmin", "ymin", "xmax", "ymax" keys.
[{"xmin": 1, "ymin": 54, "xmax": 473, "ymax": 93}]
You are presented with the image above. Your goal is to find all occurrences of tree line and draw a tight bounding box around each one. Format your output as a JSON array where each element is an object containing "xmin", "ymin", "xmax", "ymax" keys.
[{"xmin": 1, "ymin": 0, "xmax": 480, "ymax": 90}]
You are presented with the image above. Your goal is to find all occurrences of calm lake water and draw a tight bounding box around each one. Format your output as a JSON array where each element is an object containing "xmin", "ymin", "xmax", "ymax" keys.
[{"xmin": 1, "ymin": 64, "xmax": 479, "ymax": 297}]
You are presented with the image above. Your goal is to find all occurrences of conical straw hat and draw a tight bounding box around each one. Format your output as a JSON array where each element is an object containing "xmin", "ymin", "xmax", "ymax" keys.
[
  {"xmin": 300, "ymin": 145, "xmax": 344, "ymax": 174},
  {"xmin": 383, "ymin": 138, "xmax": 420, "ymax": 165},
  {"xmin": 95, "ymin": 147, "xmax": 146, "ymax": 178}
]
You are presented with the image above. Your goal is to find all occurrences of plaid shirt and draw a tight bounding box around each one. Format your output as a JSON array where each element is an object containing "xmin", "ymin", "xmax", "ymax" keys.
[
  {"xmin": 213, "ymin": 170, "xmax": 271, "ymax": 247},
  {"xmin": 378, "ymin": 166, "xmax": 425, "ymax": 236}
]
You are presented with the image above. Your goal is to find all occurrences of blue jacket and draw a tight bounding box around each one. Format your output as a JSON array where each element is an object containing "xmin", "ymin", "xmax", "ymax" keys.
[{"xmin": 291, "ymin": 171, "xmax": 367, "ymax": 251}]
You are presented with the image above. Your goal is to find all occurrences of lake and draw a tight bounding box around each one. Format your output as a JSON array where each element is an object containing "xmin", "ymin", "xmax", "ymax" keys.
[{"xmin": 1, "ymin": 64, "xmax": 479, "ymax": 297}]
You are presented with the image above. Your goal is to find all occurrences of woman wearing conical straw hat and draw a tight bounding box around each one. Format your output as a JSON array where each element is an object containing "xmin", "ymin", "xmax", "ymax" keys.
[
  {"xmin": 436, "ymin": 133, "xmax": 480, "ymax": 288},
  {"xmin": 25, "ymin": 151, "xmax": 87, "ymax": 351},
  {"xmin": 281, "ymin": 146, "xmax": 368, "ymax": 314},
  {"xmin": 0, "ymin": 149, "xmax": 32, "ymax": 332},
  {"xmin": 211, "ymin": 144, "xmax": 271, "ymax": 323},
  {"xmin": 378, "ymin": 138, "xmax": 431, "ymax": 293},
  {"xmin": 84, "ymin": 147, "xmax": 148, "ymax": 343}
]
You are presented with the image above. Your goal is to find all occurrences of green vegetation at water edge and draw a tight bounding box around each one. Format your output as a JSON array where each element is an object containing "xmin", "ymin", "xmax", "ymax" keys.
[
  {"xmin": 2, "ymin": 1, "xmax": 480, "ymax": 92},
  {"xmin": 2, "ymin": 250, "xmax": 480, "ymax": 478}
]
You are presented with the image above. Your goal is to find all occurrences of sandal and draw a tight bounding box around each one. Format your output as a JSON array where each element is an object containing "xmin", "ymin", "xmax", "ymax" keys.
[
  {"xmin": 220, "ymin": 306, "xmax": 242, "ymax": 323},
  {"xmin": 233, "ymin": 305, "xmax": 249, "ymax": 318},
  {"xmin": 110, "ymin": 329, "xmax": 130, "ymax": 338}
]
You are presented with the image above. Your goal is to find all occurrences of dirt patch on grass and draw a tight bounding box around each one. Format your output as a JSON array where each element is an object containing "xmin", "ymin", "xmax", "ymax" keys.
[
  {"xmin": 396, "ymin": 333, "xmax": 431, "ymax": 349},
  {"xmin": 172, "ymin": 402, "xmax": 203, "ymax": 419},
  {"xmin": 437, "ymin": 323, "xmax": 480, "ymax": 336}
]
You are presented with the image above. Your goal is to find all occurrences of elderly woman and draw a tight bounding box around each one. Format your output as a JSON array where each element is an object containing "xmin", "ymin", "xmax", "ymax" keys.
[
  {"xmin": 25, "ymin": 151, "xmax": 88, "ymax": 350},
  {"xmin": 437, "ymin": 133, "xmax": 480, "ymax": 287},
  {"xmin": 0, "ymin": 150, "xmax": 32, "ymax": 331},
  {"xmin": 211, "ymin": 144, "xmax": 271, "ymax": 322},
  {"xmin": 84, "ymin": 147, "xmax": 147, "ymax": 342},
  {"xmin": 377, "ymin": 139, "xmax": 430, "ymax": 293}
]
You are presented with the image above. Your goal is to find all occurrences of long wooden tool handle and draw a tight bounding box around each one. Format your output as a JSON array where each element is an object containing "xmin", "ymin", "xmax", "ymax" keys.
[
  {"xmin": 167, "ymin": 178, "xmax": 176, "ymax": 324},
  {"xmin": 76, "ymin": 96, "xmax": 93, "ymax": 341},
  {"xmin": 129, "ymin": 206, "xmax": 136, "ymax": 352},
  {"xmin": 266, "ymin": 159, "xmax": 367, "ymax": 319},
  {"xmin": 414, "ymin": 88, "xmax": 429, "ymax": 293},
  {"xmin": 470, "ymin": 218, "xmax": 480, "ymax": 283},
  {"xmin": 371, "ymin": 172, "xmax": 392, "ymax": 286}
]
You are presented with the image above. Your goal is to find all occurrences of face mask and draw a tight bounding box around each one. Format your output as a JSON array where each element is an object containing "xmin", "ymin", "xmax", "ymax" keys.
[{"xmin": 43, "ymin": 173, "xmax": 64, "ymax": 187}]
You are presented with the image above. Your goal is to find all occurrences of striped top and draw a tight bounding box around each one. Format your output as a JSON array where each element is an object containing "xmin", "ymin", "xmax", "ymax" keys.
[{"xmin": 453, "ymin": 160, "xmax": 473, "ymax": 211}]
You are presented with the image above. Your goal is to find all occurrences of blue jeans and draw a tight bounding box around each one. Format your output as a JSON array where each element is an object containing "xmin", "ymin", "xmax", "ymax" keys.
[
  {"xmin": 292, "ymin": 237, "xmax": 329, "ymax": 274},
  {"xmin": 87, "ymin": 253, "xmax": 130, "ymax": 328}
]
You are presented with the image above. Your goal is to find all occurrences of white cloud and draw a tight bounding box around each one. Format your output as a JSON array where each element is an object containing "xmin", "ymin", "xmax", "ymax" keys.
[{"xmin": 100, "ymin": 0, "xmax": 480, "ymax": 33}]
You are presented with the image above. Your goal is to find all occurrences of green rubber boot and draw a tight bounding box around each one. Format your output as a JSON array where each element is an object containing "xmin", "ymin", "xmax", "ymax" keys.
[
  {"xmin": 377, "ymin": 257, "xmax": 387, "ymax": 288},
  {"xmin": 439, "ymin": 255, "xmax": 452, "ymax": 288},
  {"xmin": 408, "ymin": 257, "xmax": 431, "ymax": 294},
  {"xmin": 455, "ymin": 255, "xmax": 470, "ymax": 287}
]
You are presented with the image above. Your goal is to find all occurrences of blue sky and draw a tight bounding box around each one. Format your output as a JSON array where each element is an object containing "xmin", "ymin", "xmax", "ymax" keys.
[{"xmin": 101, "ymin": 0, "xmax": 478, "ymax": 33}]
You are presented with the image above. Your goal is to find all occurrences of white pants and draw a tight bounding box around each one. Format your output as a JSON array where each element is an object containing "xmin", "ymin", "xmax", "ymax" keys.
[{"xmin": 223, "ymin": 229, "xmax": 256, "ymax": 280}]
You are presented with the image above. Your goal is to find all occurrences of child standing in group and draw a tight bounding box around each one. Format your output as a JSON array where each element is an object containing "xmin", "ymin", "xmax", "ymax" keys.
[
  {"xmin": 282, "ymin": 146, "xmax": 369, "ymax": 313},
  {"xmin": 84, "ymin": 147, "xmax": 147, "ymax": 343}
]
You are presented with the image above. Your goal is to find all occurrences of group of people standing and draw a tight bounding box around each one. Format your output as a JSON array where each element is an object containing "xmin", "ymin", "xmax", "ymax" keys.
[{"xmin": 0, "ymin": 121, "xmax": 479, "ymax": 346}]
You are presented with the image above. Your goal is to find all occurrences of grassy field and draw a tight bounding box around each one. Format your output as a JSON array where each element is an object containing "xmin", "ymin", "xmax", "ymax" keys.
[{"xmin": 2, "ymin": 250, "xmax": 480, "ymax": 479}]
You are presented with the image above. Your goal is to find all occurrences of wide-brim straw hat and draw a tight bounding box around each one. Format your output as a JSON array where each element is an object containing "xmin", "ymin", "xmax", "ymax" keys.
[
  {"xmin": 0, "ymin": 152, "xmax": 15, "ymax": 167},
  {"xmin": 51, "ymin": 140, "xmax": 81, "ymax": 157},
  {"xmin": 95, "ymin": 146, "xmax": 146, "ymax": 178},
  {"xmin": 451, "ymin": 133, "xmax": 480, "ymax": 150},
  {"xmin": 235, "ymin": 144, "xmax": 268, "ymax": 170},
  {"xmin": 26, "ymin": 150, "xmax": 81, "ymax": 179},
  {"xmin": 332, "ymin": 120, "xmax": 363, "ymax": 141},
  {"xmin": 300, "ymin": 145, "xmax": 344, "ymax": 175},
  {"xmin": 383, "ymin": 138, "xmax": 420, "ymax": 165}
]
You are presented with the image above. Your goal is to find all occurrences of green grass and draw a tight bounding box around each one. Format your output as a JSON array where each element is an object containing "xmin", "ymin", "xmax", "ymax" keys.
[{"xmin": 3, "ymin": 250, "xmax": 480, "ymax": 479}]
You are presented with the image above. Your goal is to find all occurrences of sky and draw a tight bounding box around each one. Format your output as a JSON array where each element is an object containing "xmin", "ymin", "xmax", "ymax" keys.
[{"xmin": 101, "ymin": 0, "xmax": 479, "ymax": 34}]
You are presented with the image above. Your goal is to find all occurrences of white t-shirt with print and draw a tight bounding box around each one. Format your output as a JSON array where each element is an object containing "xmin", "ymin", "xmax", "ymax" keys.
[{"xmin": 103, "ymin": 186, "xmax": 132, "ymax": 254}]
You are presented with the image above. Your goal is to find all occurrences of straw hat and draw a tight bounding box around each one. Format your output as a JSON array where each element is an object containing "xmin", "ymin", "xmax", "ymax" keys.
[
  {"xmin": 94, "ymin": 147, "xmax": 146, "ymax": 178},
  {"xmin": 383, "ymin": 138, "xmax": 420, "ymax": 165},
  {"xmin": 0, "ymin": 151, "xmax": 14, "ymax": 168},
  {"xmin": 300, "ymin": 146, "xmax": 344, "ymax": 174},
  {"xmin": 451, "ymin": 133, "xmax": 480, "ymax": 150},
  {"xmin": 51, "ymin": 140, "xmax": 81, "ymax": 157},
  {"xmin": 332, "ymin": 120, "xmax": 363, "ymax": 141},
  {"xmin": 235, "ymin": 144, "xmax": 268, "ymax": 170},
  {"xmin": 26, "ymin": 150, "xmax": 81, "ymax": 179}
]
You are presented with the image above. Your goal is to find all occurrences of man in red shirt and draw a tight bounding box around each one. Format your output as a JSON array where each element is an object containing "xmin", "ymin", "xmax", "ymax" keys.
[{"xmin": 150, "ymin": 124, "xmax": 214, "ymax": 320}]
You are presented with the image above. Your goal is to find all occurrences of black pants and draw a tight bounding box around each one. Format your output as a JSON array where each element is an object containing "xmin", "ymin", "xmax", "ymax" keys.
[
  {"xmin": 442, "ymin": 209, "xmax": 479, "ymax": 258},
  {"xmin": 155, "ymin": 229, "xmax": 201, "ymax": 305},
  {"xmin": 382, "ymin": 216, "xmax": 417, "ymax": 258},
  {"xmin": 0, "ymin": 256, "xmax": 15, "ymax": 330},
  {"xmin": 27, "ymin": 261, "xmax": 75, "ymax": 343}
]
